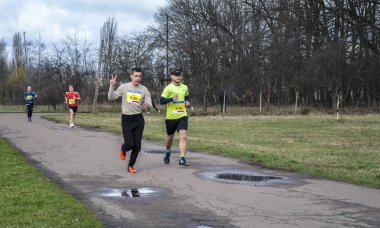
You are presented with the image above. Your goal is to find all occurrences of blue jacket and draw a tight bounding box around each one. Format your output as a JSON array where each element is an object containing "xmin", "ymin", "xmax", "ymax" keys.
[{"xmin": 24, "ymin": 92, "xmax": 36, "ymax": 105}]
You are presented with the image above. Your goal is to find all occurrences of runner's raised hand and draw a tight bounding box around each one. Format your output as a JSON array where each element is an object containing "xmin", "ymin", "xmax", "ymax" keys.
[{"xmin": 110, "ymin": 74, "xmax": 117, "ymax": 87}]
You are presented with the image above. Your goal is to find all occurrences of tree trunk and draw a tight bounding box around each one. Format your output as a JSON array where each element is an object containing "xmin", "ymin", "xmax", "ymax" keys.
[
  {"xmin": 202, "ymin": 73, "xmax": 211, "ymax": 111},
  {"xmin": 92, "ymin": 40, "xmax": 104, "ymax": 113}
]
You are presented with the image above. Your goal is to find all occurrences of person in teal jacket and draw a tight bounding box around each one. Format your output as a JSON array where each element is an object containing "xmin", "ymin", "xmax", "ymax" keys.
[{"xmin": 24, "ymin": 86, "xmax": 37, "ymax": 122}]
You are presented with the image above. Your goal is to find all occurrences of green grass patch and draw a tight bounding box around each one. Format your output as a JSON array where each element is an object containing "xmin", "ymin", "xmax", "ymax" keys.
[
  {"xmin": 0, "ymin": 138, "xmax": 103, "ymax": 227},
  {"xmin": 45, "ymin": 113, "xmax": 380, "ymax": 189}
]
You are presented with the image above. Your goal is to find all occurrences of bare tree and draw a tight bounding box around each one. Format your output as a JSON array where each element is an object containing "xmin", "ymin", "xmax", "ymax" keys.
[
  {"xmin": 101, "ymin": 17, "xmax": 117, "ymax": 79},
  {"xmin": 0, "ymin": 39, "xmax": 8, "ymax": 105},
  {"xmin": 93, "ymin": 39, "xmax": 104, "ymax": 112}
]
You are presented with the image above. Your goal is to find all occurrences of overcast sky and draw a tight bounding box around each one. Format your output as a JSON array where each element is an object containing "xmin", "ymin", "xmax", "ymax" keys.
[{"xmin": 0, "ymin": 0, "xmax": 167, "ymax": 50}]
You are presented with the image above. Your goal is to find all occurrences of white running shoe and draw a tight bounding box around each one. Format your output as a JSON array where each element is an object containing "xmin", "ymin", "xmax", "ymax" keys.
[{"xmin": 70, "ymin": 123, "xmax": 74, "ymax": 128}]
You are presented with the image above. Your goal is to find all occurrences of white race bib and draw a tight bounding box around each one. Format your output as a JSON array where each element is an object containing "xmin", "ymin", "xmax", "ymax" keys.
[
  {"xmin": 126, "ymin": 90, "xmax": 142, "ymax": 104},
  {"xmin": 172, "ymin": 101, "xmax": 185, "ymax": 114}
]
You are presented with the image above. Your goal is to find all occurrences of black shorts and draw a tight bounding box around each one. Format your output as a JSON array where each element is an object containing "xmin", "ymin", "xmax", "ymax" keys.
[
  {"xmin": 26, "ymin": 103, "xmax": 34, "ymax": 110},
  {"xmin": 165, "ymin": 116, "xmax": 188, "ymax": 135},
  {"xmin": 68, "ymin": 106, "xmax": 78, "ymax": 112}
]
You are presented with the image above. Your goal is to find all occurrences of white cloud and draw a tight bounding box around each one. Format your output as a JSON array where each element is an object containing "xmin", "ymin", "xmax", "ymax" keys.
[{"xmin": 0, "ymin": 0, "xmax": 167, "ymax": 48}]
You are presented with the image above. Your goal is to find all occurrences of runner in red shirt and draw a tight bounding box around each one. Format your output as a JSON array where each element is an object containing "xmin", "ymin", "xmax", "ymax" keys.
[{"xmin": 65, "ymin": 85, "xmax": 81, "ymax": 128}]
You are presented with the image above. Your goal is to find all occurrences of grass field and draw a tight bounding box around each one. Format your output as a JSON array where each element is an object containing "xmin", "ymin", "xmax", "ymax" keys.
[
  {"xmin": 45, "ymin": 112, "xmax": 380, "ymax": 189},
  {"xmin": 0, "ymin": 138, "xmax": 103, "ymax": 227}
]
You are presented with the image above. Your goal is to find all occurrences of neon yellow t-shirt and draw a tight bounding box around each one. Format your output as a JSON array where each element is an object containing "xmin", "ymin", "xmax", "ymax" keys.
[{"xmin": 161, "ymin": 83, "xmax": 189, "ymax": 120}]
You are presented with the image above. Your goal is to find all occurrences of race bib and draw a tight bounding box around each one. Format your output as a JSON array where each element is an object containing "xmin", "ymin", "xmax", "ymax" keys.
[
  {"xmin": 172, "ymin": 101, "xmax": 185, "ymax": 114},
  {"xmin": 126, "ymin": 90, "xmax": 142, "ymax": 104},
  {"xmin": 26, "ymin": 95, "xmax": 33, "ymax": 100},
  {"xmin": 68, "ymin": 99, "xmax": 76, "ymax": 105}
]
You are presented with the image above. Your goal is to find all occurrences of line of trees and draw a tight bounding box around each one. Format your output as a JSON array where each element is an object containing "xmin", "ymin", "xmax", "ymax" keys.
[
  {"xmin": 152, "ymin": 0, "xmax": 380, "ymax": 111},
  {"xmin": 1, "ymin": 0, "xmax": 379, "ymax": 112}
]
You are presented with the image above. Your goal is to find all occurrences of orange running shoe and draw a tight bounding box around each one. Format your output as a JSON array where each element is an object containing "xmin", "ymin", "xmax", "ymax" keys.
[
  {"xmin": 119, "ymin": 150, "xmax": 126, "ymax": 160},
  {"xmin": 127, "ymin": 166, "xmax": 137, "ymax": 173}
]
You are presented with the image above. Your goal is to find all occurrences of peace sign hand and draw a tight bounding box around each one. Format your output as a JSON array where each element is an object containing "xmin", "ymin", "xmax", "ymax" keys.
[{"xmin": 110, "ymin": 74, "xmax": 117, "ymax": 87}]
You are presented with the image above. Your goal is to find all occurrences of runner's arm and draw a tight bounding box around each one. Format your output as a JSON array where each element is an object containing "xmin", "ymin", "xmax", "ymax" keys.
[
  {"xmin": 144, "ymin": 90, "xmax": 152, "ymax": 108},
  {"xmin": 64, "ymin": 93, "xmax": 69, "ymax": 104},
  {"xmin": 108, "ymin": 85, "xmax": 122, "ymax": 101},
  {"xmin": 160, "ymin": 96, "xmax": 173, "ymax": 104},
  {"xmin": 185, "ymin": 95, "xmax": 191, "ymax": 107}
]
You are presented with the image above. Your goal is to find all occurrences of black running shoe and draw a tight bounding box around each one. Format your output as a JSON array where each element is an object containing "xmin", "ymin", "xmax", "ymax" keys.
[
  {"xmin": 164, "ymin": 155, "xmax": 170, "ymax": 164},
  {"xmin": 179, "ymin": 158, "xmax": 189, "ymax": 166}
]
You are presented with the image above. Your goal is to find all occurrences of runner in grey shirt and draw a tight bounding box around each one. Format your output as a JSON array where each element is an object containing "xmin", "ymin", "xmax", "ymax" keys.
[{"xmin": 108, "ymin": 67, "xmax": 151, "ymax": 173}]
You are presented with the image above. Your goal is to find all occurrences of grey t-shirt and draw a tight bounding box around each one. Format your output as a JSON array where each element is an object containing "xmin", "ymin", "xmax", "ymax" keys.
[{"xmin": 108, "ymin": 82, "xmax": 152, "ymax": 115}]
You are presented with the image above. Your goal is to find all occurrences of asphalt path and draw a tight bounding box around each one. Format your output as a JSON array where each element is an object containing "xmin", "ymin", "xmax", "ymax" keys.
[{"xmin": 0, "ymin": 113, "xmax": 379, "ymax": 228}]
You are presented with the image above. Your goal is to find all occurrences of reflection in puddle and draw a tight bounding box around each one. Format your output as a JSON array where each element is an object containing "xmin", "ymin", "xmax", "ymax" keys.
[
  {"xmin": 121, "ymin": 188, "xmax": 153, "ymax": 198},
  {"xmin": 94, "ymin": 187, "xmax": 161, "ymax": 198}
]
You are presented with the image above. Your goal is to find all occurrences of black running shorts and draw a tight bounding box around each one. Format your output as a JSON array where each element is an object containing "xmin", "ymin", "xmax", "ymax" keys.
[
  {"xmin": 68, "ymin": 106, "xmax": 78, "ymax": 112},
  {"xmin": 26, "ymin": 103, "xmax": 34, "ymax": 110},
  {"xmin": 165, "ymin": 116, "xmax": 188, "ymax": 135}
]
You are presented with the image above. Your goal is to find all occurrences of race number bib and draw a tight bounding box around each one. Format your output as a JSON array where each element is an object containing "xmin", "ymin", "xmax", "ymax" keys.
[
  {"xmin": 172, "ymin": 101, "xmax": 185, "ymax": 114},
  {"xmin": 26, "ymin": 95, "xmax": 33, "ymax": 100},
  {"xmin": 68, "ymin": 99, "xmax": 76, "ymax": 105},
  {"xmin": 126, "ymin": 90, "xmax": 142, "ymax": 104}
]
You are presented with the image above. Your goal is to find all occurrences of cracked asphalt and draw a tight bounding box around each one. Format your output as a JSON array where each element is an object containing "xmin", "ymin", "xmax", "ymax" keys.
[{"xmin": 1, "ymin": 113, "xmax": 379, "ymax": 228}]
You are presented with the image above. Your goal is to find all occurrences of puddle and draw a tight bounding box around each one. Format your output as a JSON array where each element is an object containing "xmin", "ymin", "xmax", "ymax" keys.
[
  {"xmin": 142, "ymin": 149, "xmax": 168, "ymax": 154},
  {"xmin": 216, "ymin": 173, "xmax": 282, "ymax": 182},
  {"xmin": 196, "ymin": 167, "xmax": 293, "ymax": 186},
  {"xmin": 93, "ymin": 187, "xmax": 163, "ymax": 198},
  {"xmin": 50, "ymin": 126, "xmax": 72, "ymax": 131},
  {"xmin": 121, "ymin": 188, "xmax": 152, "ymax": 198},
  {"xmin": 142, "ymin": 149, "xmax": 190, "ymax": 154},
  {"xmin": 196, "ymin": 225, "xmax": 223, "ymax": 228}
]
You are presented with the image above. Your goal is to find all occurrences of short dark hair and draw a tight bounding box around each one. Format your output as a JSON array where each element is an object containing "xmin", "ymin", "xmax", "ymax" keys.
[
  {"xmin": 130, "ymin": 67, "xmax": 142, "ymax": 74},
  {"xmin": 170, "ymin": 67, "xmax": 182, "ymax": 76}
]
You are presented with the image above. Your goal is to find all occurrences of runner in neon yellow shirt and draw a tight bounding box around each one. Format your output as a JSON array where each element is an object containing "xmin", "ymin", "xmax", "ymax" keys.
[{"xmin": 160, "ymin": 68, "xmax": 191, "ymax": 166}]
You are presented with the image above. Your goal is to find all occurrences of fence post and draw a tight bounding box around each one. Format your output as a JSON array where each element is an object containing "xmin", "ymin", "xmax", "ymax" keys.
[
  {"xmin": 336, "ymin": 95, "xmax": 340, "ymax": 120},
  {"xmin": 295, "ymin": 91, "xmax": 299, "ymax": 113},
  {"xmin": 259, "ymin": 91, "xmax": 262, "ymax": 113}
]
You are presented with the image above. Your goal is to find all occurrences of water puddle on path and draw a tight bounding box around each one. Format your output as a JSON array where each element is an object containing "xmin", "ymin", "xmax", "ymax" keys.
[
  {"xmin": 216, "ymin": 173, "xmax": 282, "ymax": 182},
  {"xmin": 196, "ymin": 225, "xmax": 223, "ymax": 228},
  {"xmin": 142, "ymin": 149, "xmax": 191, "ymax": 154},
  {"xmin": 196, "ymin": 167, "xmax": 292, "ymax": 186},
  {"xmin": 93, "ymin": 187, "xmax": 163, "ymax": 199},
  {"xmin": 50, "ymin": 126, "xmax": 73, "ymax": 131}
]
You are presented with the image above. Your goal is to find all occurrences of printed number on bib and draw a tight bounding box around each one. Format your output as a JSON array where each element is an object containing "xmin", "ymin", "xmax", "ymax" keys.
[
  {"xmin": 69, "ymin": 99, "xmax": 76, "ymax": 105},
  {"xmin": 172, "ymin": 101, "xmax": 185, "ymax": 114},
  {"xmin": 126, "ymin": 90, "xmax": 142, "ymax": 104},
  {"xmin": 26, "ymin": 95, "xmax": 33, "ymax": 100}
]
